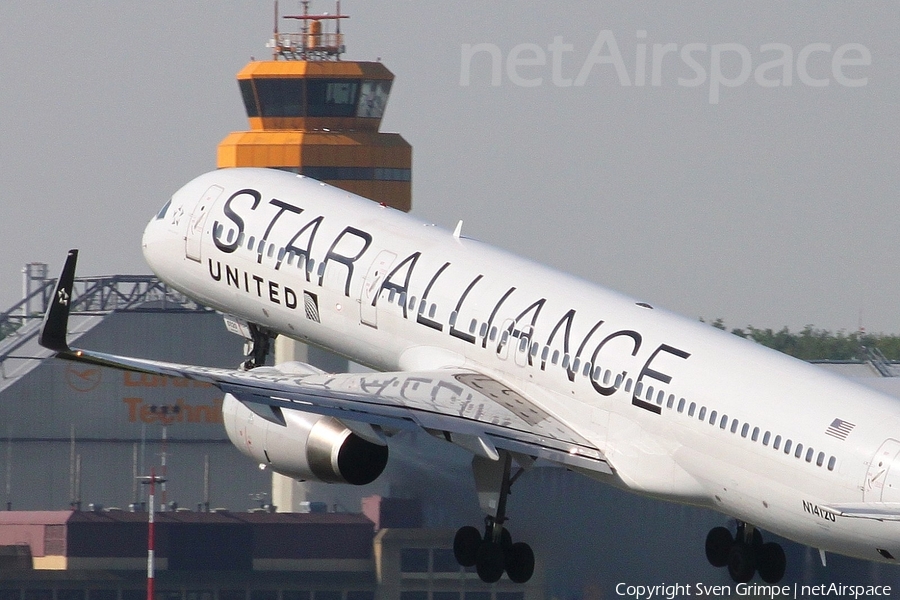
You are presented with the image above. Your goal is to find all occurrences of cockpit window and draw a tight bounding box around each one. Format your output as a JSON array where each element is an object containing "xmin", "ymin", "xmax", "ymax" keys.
[{"xmin": 156, "ymin": 199, "xmax": 172, "ymax": 220}]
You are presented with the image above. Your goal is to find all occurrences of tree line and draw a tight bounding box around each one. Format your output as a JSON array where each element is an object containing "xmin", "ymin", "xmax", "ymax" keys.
[{"xmin": 702, "ymin": 318, "xmax": 900, "ymax": 361}]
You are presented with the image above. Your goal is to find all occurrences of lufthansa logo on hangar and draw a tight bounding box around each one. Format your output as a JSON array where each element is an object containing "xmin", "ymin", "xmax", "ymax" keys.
[{"xmin": 66, "ymin": 363, "xmax": 102, "ymax": 392}]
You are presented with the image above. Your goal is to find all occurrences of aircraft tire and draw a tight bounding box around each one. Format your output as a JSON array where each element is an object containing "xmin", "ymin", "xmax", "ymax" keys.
[
  {"xmin": 453, "ymin": 526, "xmax": 482, "ymax": 567},
  {"xmin": 505, "ymin": 542, "xmax": 535, "ymax": 583},
  {"xmin": 705, "ymin": 527, "xmax": 733, "ymax": 568},
  {"xmin": 727, "ymin": 542, "xmax": 756, "ymax": 583},
  {"xmin": 757, "ymin": 542, "xmax": 786, "ymax": 584},
  {"xmin": 475, "ymin": 541, "xmax": 506, "ymax": 583}
]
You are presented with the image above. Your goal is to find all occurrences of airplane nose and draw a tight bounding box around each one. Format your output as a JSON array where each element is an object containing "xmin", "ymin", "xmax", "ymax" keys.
[{"xmin": 142, "ymin": 204, "xmax": 176, "ymax": 276}]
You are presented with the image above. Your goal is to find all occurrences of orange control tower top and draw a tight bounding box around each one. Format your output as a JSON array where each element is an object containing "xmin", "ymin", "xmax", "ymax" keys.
[{"xmin": 218, "ymin": 1, "xmax": 411, "ymax": 211}]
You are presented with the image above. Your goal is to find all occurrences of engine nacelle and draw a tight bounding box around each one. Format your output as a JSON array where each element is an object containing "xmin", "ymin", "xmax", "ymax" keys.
[{"xmin": 222, "ymin": 394, "xmax": 388, "ymax": 485}]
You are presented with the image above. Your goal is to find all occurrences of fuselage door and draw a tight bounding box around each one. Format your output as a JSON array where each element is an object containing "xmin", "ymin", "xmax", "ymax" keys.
[
  {"xmin": 185, "ymin": 185, "xmax": 224, "ymax": 262},
  {"xmin": 864, "ymin": 438, "xmax": 900, "ymax": 502},
  {"xmin": 359, "ymin": 250, "xmax": 396, "ymax": 327}
]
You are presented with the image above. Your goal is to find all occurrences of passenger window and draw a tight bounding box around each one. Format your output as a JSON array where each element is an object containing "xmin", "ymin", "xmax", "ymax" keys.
[
  {"xmin": 773, "ymin": 435, "xmax": 781, "ymax": 450},
  {"xmin": 408, "ymin": 296, "xmax": 417, "ymax": 310},
  {"xmin": 816, "ymin": 452, "xmax": 825, "ymax": 467},
  {"xmin": 267, "ymin": 244, "xmax": 275, "ymax": 258},
  {"xmin": 489, "ymin": 327, "xmax": 498, "ymax": 341},
  {"xmin": 794, "ymin": 443, "xmax": 803, "ymax": 459},
  {"xmin": 741, "ymin": 423, "xmax": 749, "ymax": 438},
  {"xmin": 388, "ymin": 288, "xmax": 396, "ymax": 303},
  {"xmin": 730, "ymin": 420, "xmax": 739, "ymax": 434},
  {"xmin": 418, "ymin": 299, "xmax": 427, "ymax": 314},
  {"xmin": 257, "ymin": 240, "xmax": 266, "ymax": 255},
  {"xmin": 542, "ymin": 347, "xmax": 550, "ymax": 361},
  {"xmin": 479, "ymin": 323, "xmax": 488, "ymax": 337},
  {"xmin": 657, "ymin": 391, "xmax": 665, "ymax": 405},
  {"xmin": 429, "ymin": 304, "xmax": 437, "ymax": 318},
  {"xmin": 561, "ymin": 354, "xmax": 570, "ymax": 369},
  {"xmin": 227, "ymin": 229, "xmax": 236, "ymax": 244},
  {"xmin": 237, "ymin": 232, "xmax": 245, "ymax": 246},
  {"xmin": 751, "ymin": 427, "xmax": 759, "ymax": 442},
  {"xmin": 317, "ymin": 262, "xmax": 326, "ymax": 277},
  {"xmin": 603, "ymin": 370, "xmax": 611, "ymax": 385},
  {"xmin": 763, "ymin": 431, "xmax": 771, "ymax": 446},
  {"xmin": 709, "ymin": 410, "xmax": 717, "ymax": 425},
  {"xmin": 614, "ymin": 374, "xmax": 623, "ymax": 389},
  {"xmin": 688, "ymin": 402, "xmax": 696, "ymax": 417},
  {"xmin": 277, "ymin": 247, "xmax": 285, "ymax": 261},
  {"xmin": 634, "ymin": 381, "xmax": 644, "ymax": 397},
  {"xmin": 469, "ymin": 319, "xmax": 478, "ymax": 334},
  {"xmin": 784, "ymin": 439, "xmax": 792, "ymax": 454},
  {"xmin": 500, "ymin": 329, "xmax": 509, "ymax": 344},
  {"xmin": 287, "ymin": 251, "xmax": 296, "ymax": 266},
  {"xmin": 624, "ymin": 379, "xmax": 633, "ymax": 393},
  {"xmin": 806, "ymin": 448, "xmax": 814, "ymax": 463},
  {"xmin": 531, "ymin": 342, "xmax": 541, "ymax": 357},
  {"xmin": 645, "ymin": 385, "xmax": 654, "ymax": 400},
  {"xmin": 719, "ymin": 415, "xmax": 728, "ymax": 429},
  {"xmin": 449, "ymin": 311, "xmax": 458, "ymax": 327},
  {"xmin": 698, "ymin": 407, "xmax": 707, "ymax": 420},
  {"xmin": 306, "ymin": 259, "xmax": 315, "ymax": 275},
  {"xmin": 248, "ymin": 235, "xmax": 256, "ymax": 249},
  {"xmin": 582, "ymin": 362, "xmax": 591, "ymax": 377},
  {"xmin": 551, "ymin": 350, "xmax": 560, "ymax": 365},
  {"xmin": 399, "ymin": 292, "xmax": 407, "ymax": 307},
  {"xmin": 572, "ymin": 357, "xmax": 581, "ymax": 372},
  {"xmin": 519, "ymin": 337, "xmax": 529, "ymax": 353},
  {"xmin": 677, "ymin": 398, "xmax": 685, "ymax": 413},
  {"xmin": 827, "ymin": 456, "xmax": 836, "ymax": 471}
]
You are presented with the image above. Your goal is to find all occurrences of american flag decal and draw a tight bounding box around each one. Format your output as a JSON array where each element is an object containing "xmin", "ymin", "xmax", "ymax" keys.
[{"xmin": 826, "ymin": 418, "xmax": 855, "ymax": 440}]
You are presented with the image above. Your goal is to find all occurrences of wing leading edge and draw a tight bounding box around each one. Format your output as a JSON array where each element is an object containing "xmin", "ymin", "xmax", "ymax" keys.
[{"xmin": 38, "ymin": 250, "xmax": 612, "ymax": 475}]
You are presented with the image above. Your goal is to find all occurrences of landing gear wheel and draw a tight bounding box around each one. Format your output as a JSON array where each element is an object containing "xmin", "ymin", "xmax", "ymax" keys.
[
  {"xmin": 453, "ymin": 526, "xmax": 481, "ymax": 567},
  {"xmin": 757, "ymin": 542, "xmax": 786, "ymax": 584},
  {"xmin": 242, "ymin": 323, "xmax": 273, "ymax": 370},
  {"xmin": 505, "ymin": 542, "xmax": 535, "ymax": 584},
  {"xmin": 727, "ymin": 543, "xmax": 756, "ymax": 583},
  {"xmin": 475, "ymin": 541, "xmax": 506, "ymax": 583},
  {"xmin": 705, "ymin": 526, "xmax": 733, "ymax": 568}
]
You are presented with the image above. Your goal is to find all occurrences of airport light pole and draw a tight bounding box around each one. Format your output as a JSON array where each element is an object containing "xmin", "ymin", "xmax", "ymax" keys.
[{"xmin": 139, "ymin": 469, "xmax": 166, "ymax": 600}]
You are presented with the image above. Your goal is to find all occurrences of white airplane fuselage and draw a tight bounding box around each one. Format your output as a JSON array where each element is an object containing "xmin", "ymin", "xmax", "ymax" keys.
[{"xmin": 142, "ymin": 167, "xmax": 900, "ymax": 565}]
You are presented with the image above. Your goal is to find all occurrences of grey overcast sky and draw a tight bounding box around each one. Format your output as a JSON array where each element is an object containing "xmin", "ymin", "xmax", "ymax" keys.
[{"xmin": 1, "ymin": 2, "xmax": 897, "ymax": 333}]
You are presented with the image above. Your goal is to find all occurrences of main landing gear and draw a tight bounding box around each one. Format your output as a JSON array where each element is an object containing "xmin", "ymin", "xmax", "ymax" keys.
[
  {"xmin": 453, "ymin": 452, "xmax": 535, "ymax": 584},
  {"xmin": 705, "ymin": 522, "xmax": 786, "ymax": 583},
  {"xmin": 242, "ymin": 323, "xmax": 275, "ymax": 370}
]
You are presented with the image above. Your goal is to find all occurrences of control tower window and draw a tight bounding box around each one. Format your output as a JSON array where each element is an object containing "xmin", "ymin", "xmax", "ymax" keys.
[
  {"xmin": 308, "ymin": 79, "xmax": 359, "ymax": 117},
  {"xmin": 256, "ymin": 78, "xmax": 305, "ymax": 117},
  {"xmin": 239, "ymin": 79, "xmax": 259, "ymax": 118},
  {"xmin": 357, "ymin": 80, "xmax": 392, "ymax": 118}
]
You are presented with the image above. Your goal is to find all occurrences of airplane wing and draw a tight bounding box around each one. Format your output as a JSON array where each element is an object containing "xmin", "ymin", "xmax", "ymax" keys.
[
  {"xmin": 39, "ymin": 250, "xmax": 611, "ymax": 475},
  {"xmin": 822, "ymin": 503, "xmax": 900, "ymax": 522}
]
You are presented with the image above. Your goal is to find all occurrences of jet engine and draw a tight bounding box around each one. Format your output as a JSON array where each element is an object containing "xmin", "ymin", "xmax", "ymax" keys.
[{"xmin": 222, "ymin": 393, "xmax": 388, "ymax": 485}]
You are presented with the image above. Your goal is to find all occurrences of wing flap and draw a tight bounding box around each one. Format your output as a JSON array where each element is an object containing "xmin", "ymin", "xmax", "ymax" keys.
[{"xmin": 823, "ymin": 502, "xmax": 900, "ymax": 521}]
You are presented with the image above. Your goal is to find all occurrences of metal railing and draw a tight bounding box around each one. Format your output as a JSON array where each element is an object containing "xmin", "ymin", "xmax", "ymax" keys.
[{"xmin": 0, "ymin": 275, "xmax": 210, "ymax": 344}]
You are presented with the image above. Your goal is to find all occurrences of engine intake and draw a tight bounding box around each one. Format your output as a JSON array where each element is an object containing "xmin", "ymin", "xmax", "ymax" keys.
[{"xmin": 223, "ymin": 394, "xmax": 388, "ymax": 485}]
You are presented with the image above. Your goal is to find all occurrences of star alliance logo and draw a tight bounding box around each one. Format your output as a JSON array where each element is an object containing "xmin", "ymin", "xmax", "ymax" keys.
[{"xmin": 57, "ymin": 288, "xmax": 69, "ymax": 306}]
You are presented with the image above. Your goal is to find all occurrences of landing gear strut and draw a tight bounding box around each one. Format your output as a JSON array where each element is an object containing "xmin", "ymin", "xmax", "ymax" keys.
[
  {"xmin": 705, "ymin": 522, "xmax": 785, "ymax": 583},
  {"xmin": 242, "ymin": 323, "xmax": 274, "ymax": 370},
  {"xmin": 453, "ymin": 451, "xmax": 535, "ymax": 584}
]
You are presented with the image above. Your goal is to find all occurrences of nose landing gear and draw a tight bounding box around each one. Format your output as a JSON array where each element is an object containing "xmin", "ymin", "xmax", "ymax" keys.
[{"xmin": 452, "ymin": 451, "xmax": 535, "ymax": 583}]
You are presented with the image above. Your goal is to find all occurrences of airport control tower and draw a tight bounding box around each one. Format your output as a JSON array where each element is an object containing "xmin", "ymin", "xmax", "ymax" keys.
[
  {"xmin": 217, "ymin": 1, "xmax": 411, "ymax": 211},
  {"xmin": 219, "ymin": 2, "xmax": 412, "ymax": 511}
]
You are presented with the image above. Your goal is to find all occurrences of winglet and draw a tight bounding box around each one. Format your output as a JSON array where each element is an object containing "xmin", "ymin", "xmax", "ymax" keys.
[{"xmin": 39, "ymin": 249, "xmax": 78, "ymax": 353}]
